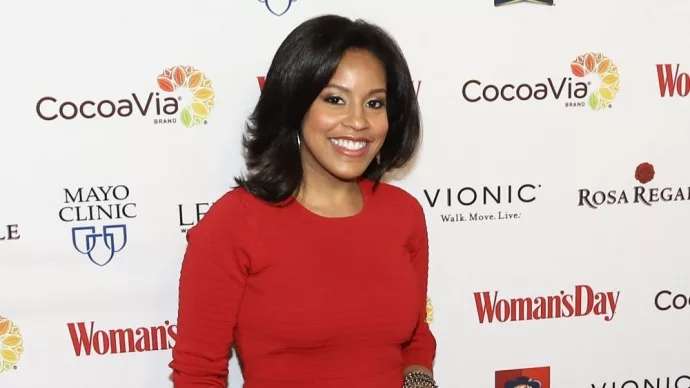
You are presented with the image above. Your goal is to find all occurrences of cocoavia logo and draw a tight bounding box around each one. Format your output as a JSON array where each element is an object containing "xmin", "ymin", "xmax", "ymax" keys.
[
  {"xmin": 35, "ymin": 65, "xmax": 215, "ymax": 127},
  {"xmin": 157, "ymin": 66, "xmax": 215, "ymax": 127},
  {"xmin": 0, "ymin": 317, "xmax": 24, "ymax": 372},
  {"xmin": 570, "ymin": 53, "xmax": 620, "ymax": 110},
  {"xmin": 461, "ymin": 52, "xmax": 619, "ymax": 110}
]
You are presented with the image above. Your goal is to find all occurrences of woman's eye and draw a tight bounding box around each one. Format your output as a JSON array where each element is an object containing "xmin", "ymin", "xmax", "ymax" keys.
[
  {"xmin": 324, "ymin": 96, "xmax": 344, "ymax": 104},
  {"xmin": 367, "ymin": 100, "xmax": 385, "ymax": 109}
]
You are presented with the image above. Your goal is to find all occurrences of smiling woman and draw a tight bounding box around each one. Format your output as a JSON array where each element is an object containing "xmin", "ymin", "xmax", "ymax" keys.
[
  {"xmin": 169, "ymin": 14, "xmax": 437, "ymax": 388},
  {"xmin": 298, "ymin": 49, "xmax": 390, "ymax": 202},
  {"xmin": 236, "ymin": 14, "xmax": 421, "ymax": 205}
]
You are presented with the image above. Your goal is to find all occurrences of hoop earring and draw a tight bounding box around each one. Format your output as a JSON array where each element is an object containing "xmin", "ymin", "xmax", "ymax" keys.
[
  {"xmin": 297, "ymin": 136, "xmax": 301, "ymax": 147},
  {"xmin": 376, "ymin": 153, "xmax": 381, "ymax": 164}
]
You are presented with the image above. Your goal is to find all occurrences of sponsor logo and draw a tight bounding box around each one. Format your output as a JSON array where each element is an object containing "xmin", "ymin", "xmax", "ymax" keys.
[
  {"xmin": 67, "ymin": 320, "xmax": 177, "ymax": 356},
  {"xmin": 422, "ymin": 184, "xmax": 541, "ymax": 223},
  {"xmin": 578, "ymin": 162, "xmax": 689, "ymax": 209},
  {"xmin": 0, "ymin": 224, "xmax": 20, "ymax": 241},
  {"xmin": 593, "ymin": 375, "xmax": 690, "ymax": 388},
  {"xmin": 256, "ymin": 76, "xmax": 422, "ymax": 98},
  {"xmin": 495, "ymin": 0, "xmax": 553, "ymax": 6},
  {"xmin": 462, "ymin": 52, "xmax": 619, "ymax": 110},
  {"xmin": 425, "ymin": 298, "xmax": 434, "ymax": 325},
  {"xmin": 178, "ymin": 202, "xmax": 213, "ymax": 234},
  {"xmin": 156, "ymin": 66, "xmax": 215, "ymax": 127},
  {"xmin": 258, "ymin": 0, "xmax": 297, "ymax": 16},
  {"xmin": 657, "ymin": 64, "xmax": 689, "ymax": 97},
  {"xmin": 474, "ymin": 285, "xmax": 619, "ymax": 324},
  {"xmin": 36, "ymin": 65, "xmax": 214, "ymax": 127},
  {"xmin": 59, "ymin": 185, "xmax": 136, "ymax": 266},
  {"xmin": 571, "ymin": 53, "xmax": 620, "ymax": 110},
  {"xmin": 0, "ymin": 317, "xmax": 24, "ymax": 372},
  {"xmin": 655, "ymin": 290, "xmax": 689, "ymax": 311},
  {"xmin": 496, "ymin": 366, "xmax": 550, "ymax": 388}
]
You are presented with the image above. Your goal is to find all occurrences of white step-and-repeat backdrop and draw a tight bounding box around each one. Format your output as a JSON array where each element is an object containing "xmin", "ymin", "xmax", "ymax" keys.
[{"xmin": 1, "ymin": 0, "xmax": 689, "ymax": 387}]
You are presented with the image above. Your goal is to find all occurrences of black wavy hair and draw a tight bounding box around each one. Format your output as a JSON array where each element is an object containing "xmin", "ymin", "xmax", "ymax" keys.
[{"xmin": 234, "ymin": 14, "xmax": 421, "ymax": 203}]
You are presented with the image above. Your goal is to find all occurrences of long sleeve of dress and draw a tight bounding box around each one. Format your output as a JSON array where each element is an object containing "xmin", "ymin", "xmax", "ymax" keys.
[
  {"xmin": 169, "ymin": 193, "xmax": 251, "ymax": 387},
  {"xmin": 401, "ymin": 200, "xmax": 437, "ymax": 371}
]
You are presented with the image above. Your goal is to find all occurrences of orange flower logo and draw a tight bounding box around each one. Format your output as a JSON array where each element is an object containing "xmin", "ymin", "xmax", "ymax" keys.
[
  {"xmin": 157, "ymin": 66, "xmax": 215, "ymax": 127},
  {"xmin": 570, "ymin": 53, "xmax": 620, "ymax": 111},
  {"xmin": 0, "ymin": 317, "xmax": 23, "ymax": 372},
  {"xmin": 425, "ymin": 297, "xmax": 434, "ymax": 325}
]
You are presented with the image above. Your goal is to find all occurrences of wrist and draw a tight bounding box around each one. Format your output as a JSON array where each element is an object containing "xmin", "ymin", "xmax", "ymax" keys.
[
  {"xmin": 403, "ymin": 370, "xmax": 438, "ymax": 388},
  {"xmin": 404, "ymin": 365, "xmax": 432, "ymax": 376}
]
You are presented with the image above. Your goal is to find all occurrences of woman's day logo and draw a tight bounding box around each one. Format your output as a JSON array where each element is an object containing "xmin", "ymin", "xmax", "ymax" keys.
[{"xmin": 258, "ymin": 0, "xmax": 296, "ymax": 16}]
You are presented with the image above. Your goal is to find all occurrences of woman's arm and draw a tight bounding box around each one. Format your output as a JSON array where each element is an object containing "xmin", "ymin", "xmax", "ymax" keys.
[
  {"xmin": 404, "ymin": 365, "xmax": 433, "ymax": 376},
  {"xmin": 401, "ymin": 199, "xmax": 437, "ymax": 376},
  {"xmin": 169, "ymin": 194, "xmax": 251, "ymax": 387}
]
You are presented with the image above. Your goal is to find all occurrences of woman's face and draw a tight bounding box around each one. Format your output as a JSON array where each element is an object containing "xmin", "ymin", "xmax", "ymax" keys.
[{"xmin": 300, "ymin": 49, "xmax": 389, "ymax": 182}]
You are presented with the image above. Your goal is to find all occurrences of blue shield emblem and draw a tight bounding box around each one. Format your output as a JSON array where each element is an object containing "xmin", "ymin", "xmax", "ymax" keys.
[
  {"xmin": 258, "ymin": 0, "xmax": 296, "ymax": 16},
  {"xmin": 71, "ymin": 224, "xmax": 128, "ymax": 266}
]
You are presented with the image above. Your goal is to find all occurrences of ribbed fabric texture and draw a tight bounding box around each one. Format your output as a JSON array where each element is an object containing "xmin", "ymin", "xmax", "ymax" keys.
[{"xmin": 169, "ymin": 179, "xmax": 436, "ymax": 388}]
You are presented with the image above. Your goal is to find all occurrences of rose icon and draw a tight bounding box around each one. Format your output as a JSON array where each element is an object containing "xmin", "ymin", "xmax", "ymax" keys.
[{"xmin": 635, "ymin": 162, "xmax": 655, "ymax": 184}]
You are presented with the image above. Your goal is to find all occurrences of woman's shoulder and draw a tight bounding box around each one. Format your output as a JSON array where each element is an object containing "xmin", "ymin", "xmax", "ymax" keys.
[
  {"xmin": 195, "ymin": 186, "xmax": 258, "ymax": 225},
  {"xmin": 189, "ymin": 186, "xmax": 274, "ymax": 243},
  {"xmin": 363, "ymin": 179, "xmax": 426, "ymax": 227},
  {"xmin": 209, "ymin": 185, "xmax": 276, "ymax": 216},
  {"xmin": 364, "ymin": 179, "xmax": 423, "ymax": 210},
  {"xmin": 210, "ymin": 186, "xmax": 250, "ymax": 209}
]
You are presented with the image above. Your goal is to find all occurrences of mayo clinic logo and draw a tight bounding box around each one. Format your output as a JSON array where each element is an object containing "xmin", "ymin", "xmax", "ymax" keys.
[
  {"xmin": 71, "ymin": 225, "xmax": 128, "ymax": 267},
  {"xmin": 59, "ymin": 185, "xmax": 136, "ymax": 266},
  {"xmin": 258, "ymin": 0, "xmax": 296, "ymax": 16}
]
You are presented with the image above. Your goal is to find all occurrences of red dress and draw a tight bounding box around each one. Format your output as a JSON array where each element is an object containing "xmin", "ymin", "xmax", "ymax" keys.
[{"xmin": 169, "ymin": 179, "xmax": 436, "ymax": 388}]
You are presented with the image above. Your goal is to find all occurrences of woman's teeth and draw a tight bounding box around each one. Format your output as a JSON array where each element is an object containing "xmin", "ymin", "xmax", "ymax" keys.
[{"xmin": 330, "ymin": 138, "xmax": 367, "ymax": 150}]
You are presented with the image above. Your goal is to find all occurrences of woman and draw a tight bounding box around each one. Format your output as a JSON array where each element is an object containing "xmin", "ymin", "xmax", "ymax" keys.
[{"xmin": 169, "ymin": 14, "xmax": 437, "ymax": 388}]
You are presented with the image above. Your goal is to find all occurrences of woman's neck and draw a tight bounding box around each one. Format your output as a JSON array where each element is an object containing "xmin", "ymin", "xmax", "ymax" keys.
[{"xmin": 295, "ymin": 161, "xmax": 363, "ymax": 218}]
